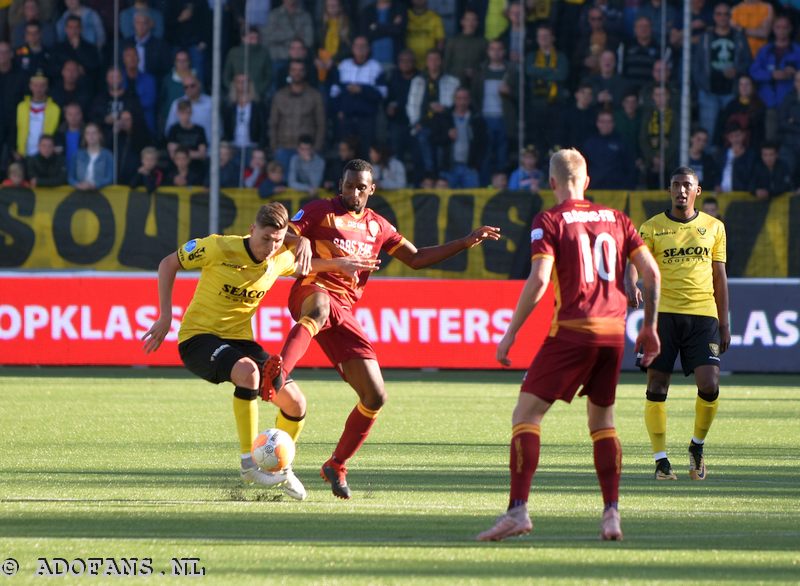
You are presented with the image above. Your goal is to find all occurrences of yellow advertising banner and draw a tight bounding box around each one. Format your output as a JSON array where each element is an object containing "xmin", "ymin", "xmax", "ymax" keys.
[{"xmin": 1, "ymin": 186, "xmax": 797, "ymax": 277}]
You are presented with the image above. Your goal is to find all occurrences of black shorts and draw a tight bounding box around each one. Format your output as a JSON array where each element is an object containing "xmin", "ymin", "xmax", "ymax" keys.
[
  {"xmin": 178, "ymin": 334, "xmax": 268, "ymax": 384},
  {"xmin": 645, "ymin": 313, "xmax": 721, "ymax": 376}
]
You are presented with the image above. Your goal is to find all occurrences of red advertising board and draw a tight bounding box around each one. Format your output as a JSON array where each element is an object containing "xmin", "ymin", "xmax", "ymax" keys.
[{"xmin": 0, "ymin": 274, "xmax": 553, "ymax": 369}]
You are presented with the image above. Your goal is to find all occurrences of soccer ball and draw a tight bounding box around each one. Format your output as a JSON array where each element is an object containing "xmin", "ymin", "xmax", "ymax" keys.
[{"xmin": 251, "ymin": 428, "xmax": 295, "ymax": 472}]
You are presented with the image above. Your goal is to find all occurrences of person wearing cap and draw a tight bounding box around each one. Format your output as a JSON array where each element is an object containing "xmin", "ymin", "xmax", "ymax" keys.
[{"xmin": 15, "ymin": 69, "xmax": 60, "ymax": 158}]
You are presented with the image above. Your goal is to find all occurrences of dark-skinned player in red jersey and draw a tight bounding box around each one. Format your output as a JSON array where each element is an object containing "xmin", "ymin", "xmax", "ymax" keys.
[
  {"xmin": 259, "ymin": 158, "xmax": 501, "ymax": 499},
  {"xmin": 477, "ymin": 148, "xmax": 662, "ymax": 542}
]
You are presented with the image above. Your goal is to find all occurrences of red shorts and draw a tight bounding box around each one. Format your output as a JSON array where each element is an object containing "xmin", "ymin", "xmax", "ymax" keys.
[
  {"xmin": 520, "ymin": 336, "xmax": 624, "ymax": 407},
  {"xmin": 288, "ymin": 284, "xmax": 377, "ymax": 372}
]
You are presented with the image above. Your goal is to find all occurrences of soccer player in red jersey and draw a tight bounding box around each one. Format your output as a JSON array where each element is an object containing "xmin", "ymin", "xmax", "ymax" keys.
[
  {"xmin": 261, "ymin": 158, "xmax": 501, "ymax": 499},
  {"xmin": 477, "ymin": 148, "xmax": 662, "ymax": 542}
]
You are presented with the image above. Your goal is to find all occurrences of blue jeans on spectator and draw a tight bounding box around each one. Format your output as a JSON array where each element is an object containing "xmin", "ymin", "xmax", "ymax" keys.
[
  {"xmin": 415, "ymin": 126, "xmax": 437, "ymax": 176},
  {"xmin": 482, "ymin": 116, "xmax": 508, "ymax": 182},
  {"xmin": 273, "ymin": 148, "xmax": 296, "ymax": 175},
  {"xmin": 443, "ymin": 163, "xmax": 480, "ymax": 188},
  {"xmin": 698, "ymin": 90, "xmax": 733, "ymax": 147}
]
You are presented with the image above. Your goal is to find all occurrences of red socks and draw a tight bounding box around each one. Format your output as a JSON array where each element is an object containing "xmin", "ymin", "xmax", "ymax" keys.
[
  {"xmin": 508, "ymin": 423, "xmax": 541, "ymax": 509},
  {"xmin": 592, "ymin": 428, "xmax": 621, "ymax": 508},
  {"xmin": 332, "ymin": 402, "xmax": 380, "ymax": 464},
  {"xmin": 281, "ymin": 316, "xmax": 319, "ymax": 375}
]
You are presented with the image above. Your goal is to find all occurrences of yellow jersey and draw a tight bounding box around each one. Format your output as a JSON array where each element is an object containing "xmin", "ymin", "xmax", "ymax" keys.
[
  {"xmin": 176, "ymin": 235, "xmax": 297, "ymax": 343},
  {"xmin": 638, "ymin": 210, "xmax": 726, "ymax": 318}
]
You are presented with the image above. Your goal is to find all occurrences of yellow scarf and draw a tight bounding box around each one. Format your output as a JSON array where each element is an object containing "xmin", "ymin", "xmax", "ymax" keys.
[
  {"xmin": 648, "ymin": 108, "xmax": 673, "ymax": 149},
  {"xmin": 533, "ymin": 50, "xmax": 558, "ymax": 102}
]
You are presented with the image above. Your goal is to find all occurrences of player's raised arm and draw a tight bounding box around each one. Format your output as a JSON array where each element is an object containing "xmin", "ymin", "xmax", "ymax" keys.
[
  {"xmin": 142, "ymin": 252, "xmax": 182, "ymax": 353},
  {"xmin": 391, "ymin": 225, "xmax": 501, "ymax": 269},
  {"xmin": 630, "ymin": 246, "xmax": 661, "ymax": 367},
  {"xmin": 496, "ymin": 255, "xmax": 554, "ymax": 367}
]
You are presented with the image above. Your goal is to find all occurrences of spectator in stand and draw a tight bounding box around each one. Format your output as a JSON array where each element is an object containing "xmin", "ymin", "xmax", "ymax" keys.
[
  {"xmin": 639, "ymin": 59, "xmax": 679, "ymax": 110},
  {"xmin": 559, "ymin": 83, "xmax": 598, "ymax": 149},
  {"xmin": 11, "ymin": 0, "xmax": 55, "ymax": 49},
  {"xmin": 124, "ymin": 10, "xmax": 172, "ymax": 83},
  {"xmin": 258, "ymin": 159, "xmax": 288, "ymax": 198},
  {"xmin": 165, "ymin": 145, "xmax": 204, "ymax": 187},
  {"xmin": 444, "ymin": 9, "xmax": 487, "ymax": 87},
  {"xmin": 51, "ymin": 15, "xmax": 100, "ymax": 91},
  {"xmin": 0, "ymin": 41, "xmax": 25, "ymax": 155},
  {"xmin": 509, "ymin": 144, "xmax": 543, "ymax": 191},
  {"xmin": 273, "ymin": 38, "xmax": 318, "ymax": 92},
  {"xmin": 693, "ymin": 2, "xmax": 752, "ymax": 147},
  {"xmin": 749, "ymin": 141, "xmax": 793, "ymax": 199},
  {"xmin": 620, "ymin": 16, "xmax": 661, "ymax": 94},
  {"xmin": 385, "ymin": 48, "xmax": 416, "ymax": 164},
  {"xmin": 687, "ymin": 127, "xmax": 720, "ymax": 188},
  {"xmin": 574, "ymin": 6, "xmax": 620, "ymax": 83},
  {"xmin": 329, "ymin": 35, "xmax": 387, "ymax": 153},
  {"xmin": 670, "ymin": 0, "xmax": 714, "ymax": 46},
  {"xmin": 90, "ymin": 67, "xmax": 145, "ymax": 141},
  {"xmin": 614, "ymin": 91, "xmax": 642, "ymax": 162},
  {"xmin": 406, "ymin": 0, "xmax": 445, "ymax": 70},
  {"xmin": 428, "ymin": 0, "xmax": 457, "ymax": 37},
  {"xmin": 497, "ymin": 1, "xmax": 533, "ymax": 66},
  {"xmin": 121, "ymin": 46, "xmax": 157, "ymax": 135},
  {"xmin": 635, "ymin": 0, "xmax": 677, "ymax": 44},
  {"xmin": 2, "ymin": 161, "xmax": 29, "ymax": 187},
  {"xmin": 269, "ymin": 59, "xmax": 325, "ymax": 175},
  {"xmin": 369, "ymin": 142, "xmax": 407, "ymax": 189},
  {"xmin": 230, "ymin": 0, "xmax": 269, "ymax": 42},
  {"xmin": 166, "ymin": 99, "xmax": 207, "ymax": 169},
  {"xmin": 55, "ymin": 101, "xmax": 83, "ymax": 171},
  {"xmin": 287, "ymin": 133, "xmax": 325, "ymax": 196},
  {"xmin": 223, "ymin": 25, "xmax": 271, "ymax": 99},
  {"xmin": 218, "ymin": 141, "xmax": 241, "ymax": 188},
  {"xmin": 56, "ymin": 0, "xmax": 105, "ymax": 50},
  {"xmin": 114, "ymin": 109, "xmax": 153, "ymax": 184},
  {"xmin": 159, "ymin": 50, "xmax": 193, "ymax": 127},
  {"xmin": 323, "ymin": 138, "xmax": 357, "ymax": 190},
  {"xmin": 701, "ymin": 195, "xmax": 721, "ymax": 218},
  {"xmin": 406, "ymin": 48, "xmax": 459, "ymax": 180},
  {"xmin": 585, "ymin": 49, "xmax": 629, "ymax": 111},
  {"xmin": 165, "ymin": 1, "xmax": 210, "ymax": 86},
  {"xmin": 243, "ymin": 147, "xmax": 268, "ymax": 189},
  {"xmin": 777, "ymin": 71, "xmax": 800, "ymax": 176},
  {"xmin": 731, "ymin": 0, "xmax": 774, "ymax": 58},
  {"xmin": 164, "ymin": 74, "xmax": 212, "ymax": 147},
  {"xmin": 315, "ymin": 0, "xmax": 352, "ymax": 85},
  {"xmin": 750, "ymin": 15, "xmax": 800, "ymax": 142},
  {"xmin": 50, "ymin": 59, "xmax": 90, "ymax": 114},
  {"xmin": 440, "ymin": 87, "xmax": 486, "ymax": 188},
  {"xmin": 582, "ymin": 109, "xmax": 637, "ymax": 189},
  {"xmin": 522, "ymin": 25, "xmax": 569, "ymax": 153},
  {"xmin": 120, "ymin": 0, "xmax": 164, "ymax": 40},
  {"xmin": 68, "ymin": 122, "xmax": 112, "ymax": 190},
  {"xmin": 717, "ymin": 73, "xmax": 766, "ymax": 149},
  {"xmin": 639, "ymin": 85, "xmax": 678, "ymax": 188},
  {"xmin": 26, "ymin": 133, "xmax": 65, "ymax": 186},
  {"xmin": 15, "ymin": 20, "xmax": 51, "ymax": 78},
  {"xmin": 222, "ymin": 73, "xmax": 266, "ymax": 162},
  {"xmin": 16, "ymin": 70, "xmax": 59, "ymax": 159},
  {"xmin": 265, "ymin": 0, "xmax": 314, "ymax": 66},
  {"xmin": 130, "ymin": 146, "xmax": 163, "ymax": 193},
  {"xmin": 9, "ymin": 0, "xmax": 58, "ymax": 27},
  {"xmin": 471, "ymin": 39, "xmax": 512, "ymax": 181},
  {"xmin": 359, "ymin": 0, "xmax": 406, "ymax": 72},
  {"xmin": 491, "ymin": 171, "xmax": 508, "ymax": 190},
  {"xmin": 715, "ymin": 121, "xmax": 756, "ymax": 192}
]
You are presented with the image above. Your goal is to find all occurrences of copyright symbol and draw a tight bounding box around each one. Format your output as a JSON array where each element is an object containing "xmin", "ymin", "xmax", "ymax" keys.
[{"xmin": 1, "ymin": 558, "xmax": 18, "ymax": 576}]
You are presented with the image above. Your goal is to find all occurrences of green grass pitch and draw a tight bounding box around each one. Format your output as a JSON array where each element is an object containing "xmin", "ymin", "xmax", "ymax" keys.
[{"xmin": 1, "ymin": 367, "xmax": 798, "ymax": 585}]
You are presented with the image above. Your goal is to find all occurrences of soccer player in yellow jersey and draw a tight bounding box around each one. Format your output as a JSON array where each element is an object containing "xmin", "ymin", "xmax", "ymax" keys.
[
  {"xmin": 141, "ymin": 203, "xmax": 377, "ymax": 500},
  {"xmin": 626, "ymin": 167, "xmax": 730, "ymax": 481}
]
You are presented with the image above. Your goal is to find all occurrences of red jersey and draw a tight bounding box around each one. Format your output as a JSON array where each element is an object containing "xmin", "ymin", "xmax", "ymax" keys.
[
  {"xmin": 289, "ymin": 197, "xmax": 407, "ymax": 306},
  {"xmin": 531, "ymin": 199, "xmax": 646, "ymax": 346}
]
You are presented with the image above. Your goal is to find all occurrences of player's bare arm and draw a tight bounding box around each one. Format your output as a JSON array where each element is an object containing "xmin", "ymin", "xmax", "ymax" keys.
[
  {"xmin": 303, "ymin": 257, "xmax": 381, "ymax": 280},
  {"xmin": 630, "ymin": 247, "xmax": 661, "ymax": 367},
  {"xmin": 391, "ymin": 226, "xmax": 501, "ymax": 269},
  {"xmin": 624, "ymin": 262, "xmax": 643, "ymax": 308},
  {"xmin": 496, "ymin": 256, "xmax": 554, "ymax": 367},
  {"xmin": 284, "ymin": 232, "xmax": 312, "ymax": 275},
  {"xmin": 712, "ymin": 261, "xmax": 731, "ymax": 353},
  {"xmin": 142, "ymin": 252, "xmax": 181, "ymax": 353}
]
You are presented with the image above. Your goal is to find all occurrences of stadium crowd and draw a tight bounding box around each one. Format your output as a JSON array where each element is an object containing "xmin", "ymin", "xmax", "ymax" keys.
[{"xmin": 0, "ymin": 0, "xmax": 799, "ymax": 196}]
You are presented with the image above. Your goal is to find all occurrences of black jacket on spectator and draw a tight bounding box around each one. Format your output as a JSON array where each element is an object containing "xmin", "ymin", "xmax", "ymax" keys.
[
  {"xmin": 442, "ymin": 110, "xmax": 488, "ymax": 170},
  {"xmin": 221, "ymin": 101, "xmax": 267, "ymax": 147},
  {"xmin": 581, "ymin": 131, "xmax": 637, "ymax": 189},
  {"xmin": 749, "ymin": 159, "xmax": 793, "ymax": 197},
  {"xmin": 50, "ymin": 78, "xmax": 92, "ymax": 115},
  {"xmin": 89, "ymin": 88, "xmax": 144, "ymax": 132},
  {"xmin": 14, "ymin": 45, "xmax": 51, "ymax": 80},
  {"xmin": 26, "ymin": 152, "xmax": 66, "ymax": 187},
  {"xmin": 558, "ymin": 104, "xmax": 599, "ymax": 149},
  {"xmin": 114, "ymin": 126, "xmax": 153, "ymax": 185},
  {"xmin": 715, "ymin": 147, "xmax": 756, "ymax": 191},
  {"xmin": 359, "ymin": 3, "xmax": 407, "ymax": 57},
  {"xmin": 50, "ymin": 40, "xmax": 102, "ymax": 89},
  {"xmin": 0, "ymin": 64, "xmax": 26, "ymax": 153},
  {"xmin": 121, "ymin": 37, "xmax": 172, "ymax": 81},
  {"xmin": 165, "ymin": 2, "xmax": 211, "ymax": 49},
  {"xmin": 130, "ymin": 168, "xmax": 164, "ymax": 193},
  {"xmin": 688, "ymin": 151, "xmax": 720, "ymax": 189}
]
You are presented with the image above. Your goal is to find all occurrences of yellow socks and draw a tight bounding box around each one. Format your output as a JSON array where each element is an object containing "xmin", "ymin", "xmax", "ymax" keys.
[
  {"xmin": 693, "ymin": 395, "xmax": 719, "ymax": 442},
  {"xmin": 276, "ymin": 409, "xmax": 306, "ymax": 443},
  {"xmin": 644, "ymin": 400, "xmax": 667, "ymax": 456},
  {"xmin": 233, "ymin": 396, "xmax": 259, "ymax": 455}
]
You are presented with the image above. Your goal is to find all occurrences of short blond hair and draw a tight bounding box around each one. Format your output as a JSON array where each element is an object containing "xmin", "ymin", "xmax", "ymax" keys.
[{"xmin": 548, "ymin": 148, "xmax": 587, "ymax": 185}]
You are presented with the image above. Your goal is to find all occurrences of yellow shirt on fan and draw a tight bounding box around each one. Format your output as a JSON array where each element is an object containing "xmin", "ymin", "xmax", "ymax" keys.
[
  {"xmin": 638, "ymin": 211, "xmax": 726, "ymax": 319},
  {"xmin": 176, "ymin": 235, "xmax": 297, "ymax": 343}
]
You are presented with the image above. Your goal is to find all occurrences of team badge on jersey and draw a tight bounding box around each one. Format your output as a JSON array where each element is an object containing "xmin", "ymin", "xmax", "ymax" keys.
[
  {"xmin": 291, "ymin": 210, "xmax": 304, "ymax": 222},
  {"xmin": 531, "ymin": 228, "xmax": 543, "ymax": 242},
  {"xmin": 183, "ymin": 240, "xmax": 197, "ymax": 253},
  {"xmin": 697, "ymin": 227, "xmax": 707, "ymax": 235},
  {"xmin": 368, "ymin": 220, "xmax": 380, "ymax": 238}
]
